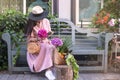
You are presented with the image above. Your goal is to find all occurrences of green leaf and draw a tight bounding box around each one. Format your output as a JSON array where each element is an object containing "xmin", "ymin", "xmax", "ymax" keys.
[{"xmin": 66, "ymin": 54, "xmax": 80, "ymax": 80}]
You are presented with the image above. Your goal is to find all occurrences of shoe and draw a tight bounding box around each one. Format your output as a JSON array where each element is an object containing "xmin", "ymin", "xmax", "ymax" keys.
[{"xmin": 45, "ymin": 70, "xmax": 56, "ymax": 80}]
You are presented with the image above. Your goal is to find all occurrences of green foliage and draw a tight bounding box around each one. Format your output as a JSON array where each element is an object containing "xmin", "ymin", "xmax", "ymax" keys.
[
  {"xmin": 0, "ymin": 9, "xmax": 27, "ymax": 34},
  {"xmin": 66, "ymin": 54, "xmax": 80, "ymax": 80},
  {"xmin": 0, "ymin": 9, "xmax": 27, "ymax": 45},
  {"xmin": 0, "ymin": 9, "xmax": 27, "ymax": 70},
  {"xmin": 0, "ymin": 39, "xmax": 8, "ymax": 70},
  {"xmin": 13, "ymin": 46, "xmax": 20, "ymax": 65},
  {"xmin": 103, "ymin": 0, "xmax": 120, "ymax": 18},
  {"xmin": 90, "ymin": 0, "xmax": 120, "ymax": 32},
  {"xmin": 47, "ymin": 0, "xmax": 57, "ymax": 19},
  {"xmin": 58, "ymin": 36, "xmax": 72, "ymax": 54}
]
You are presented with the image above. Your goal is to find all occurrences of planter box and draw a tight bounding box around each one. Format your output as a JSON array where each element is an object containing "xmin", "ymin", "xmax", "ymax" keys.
[{"xmin": 55, "ymin": 65, "xmax": 73, "ymax": 80}]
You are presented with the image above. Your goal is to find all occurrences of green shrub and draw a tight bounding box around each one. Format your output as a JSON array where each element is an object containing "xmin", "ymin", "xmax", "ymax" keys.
[
  {"xmin": 0, "ymin": 39, "xmax": 7, "ymax": 70},
  {"xmin": 0, "ymin": 9, "xmax": 27, "ymax": 34},
  {"xmin": 0, "ymin": 9, "xmax": 27, "ymax": 70}
]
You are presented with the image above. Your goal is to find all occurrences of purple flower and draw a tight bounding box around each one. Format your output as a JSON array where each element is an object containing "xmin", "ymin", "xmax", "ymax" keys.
[
  {"xmin": 51, "ymin": 37, "xmax": 63, "ymax": 47},
  {"xmin": 38, "ymin": 29, "xmax": 48, "ymax": 38}
]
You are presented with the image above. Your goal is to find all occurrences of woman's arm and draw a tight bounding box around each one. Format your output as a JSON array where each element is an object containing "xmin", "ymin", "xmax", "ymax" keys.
[{"xmin": 43, "ymin": 18, "xmax": 54, "ymax": 36}]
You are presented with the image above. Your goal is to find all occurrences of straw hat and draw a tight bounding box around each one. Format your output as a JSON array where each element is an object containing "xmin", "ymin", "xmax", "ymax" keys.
[{"xmin": 28, "ymin": 6, "xmax": 48, "ymax": 21}]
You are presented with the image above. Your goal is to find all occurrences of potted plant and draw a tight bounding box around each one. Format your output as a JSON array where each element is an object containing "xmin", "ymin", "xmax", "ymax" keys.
[
  {"xmin": 51, "ymin": 36, "xmax": 79, "ymax": 80},
  {"xmin": 51, "ymin": 37, "xmax": 71, "ymax": 64}
]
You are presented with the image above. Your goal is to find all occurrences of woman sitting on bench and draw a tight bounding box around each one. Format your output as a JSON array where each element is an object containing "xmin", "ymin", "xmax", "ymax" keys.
[{"xmin": 25, "ymin": 6, "xmax": 55, "ymax": 80}]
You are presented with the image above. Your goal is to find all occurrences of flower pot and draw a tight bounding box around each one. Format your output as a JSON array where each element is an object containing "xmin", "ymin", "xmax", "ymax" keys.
[{"xmin": 54, "ymin": 49, "xmax": 66, "ymax": 65}]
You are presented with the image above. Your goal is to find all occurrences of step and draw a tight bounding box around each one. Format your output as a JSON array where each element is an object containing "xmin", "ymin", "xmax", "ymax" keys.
[
  {"xmin": 75, "ymin": 41, "xmax": 98, "ymax": 44},
  {"xmin": 72, "ymin": 49, "xmax": 104, "ymax": 55},
  {"xmin": 74, "ymin": 43, "xmax": 98, "ymax": 47},
  {"xmin": 75, "ymin": 35, "xmax": 98, "ymax": 39},
  {"xmin": 72, "ymin": 46, "xmax": 97, "ymax": 50},
  {"xmin": 75, "ymin": 38, "xmax": 98, "ymax": 42}
]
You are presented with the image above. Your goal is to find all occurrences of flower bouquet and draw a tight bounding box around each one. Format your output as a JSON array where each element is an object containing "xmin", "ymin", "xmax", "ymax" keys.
[{"xmin": 38, "ymin": 29, "xmax": 48, "ymax": 40}]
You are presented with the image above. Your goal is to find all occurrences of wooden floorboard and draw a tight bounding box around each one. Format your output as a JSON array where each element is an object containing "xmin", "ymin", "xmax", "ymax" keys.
[{"xmin": 0, "ymin": 72, "xmax": 120, "ymax": 80}]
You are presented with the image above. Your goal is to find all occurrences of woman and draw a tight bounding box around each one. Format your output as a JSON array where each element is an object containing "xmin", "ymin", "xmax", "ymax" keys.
[{"xmin": 25, "ymin": 6, "xmax": 55, "ymax": 80}]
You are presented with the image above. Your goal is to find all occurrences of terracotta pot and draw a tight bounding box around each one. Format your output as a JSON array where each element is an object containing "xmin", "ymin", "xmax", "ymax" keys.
[{"xmin": 54, "ymin": 49, "xmax": 66, "ymax": 65}]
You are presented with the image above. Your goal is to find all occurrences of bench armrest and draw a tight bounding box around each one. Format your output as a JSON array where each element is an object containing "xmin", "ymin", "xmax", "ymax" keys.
[{"xmin": 2, "ymin": 33, "xmax": 12, "ymax": 72}]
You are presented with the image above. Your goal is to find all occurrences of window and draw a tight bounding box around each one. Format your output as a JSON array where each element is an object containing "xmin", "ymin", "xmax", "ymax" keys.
[
  {"xmin": 0, "ymin": 0, "xmax": 53, "ymax": 15},
  {"xmin": 0, "ymin": 0, "xmax": 23, "ymax": 13},
  {"xmin": 75, "ymin": 0, "xmax": 103, "ymax": 26}
]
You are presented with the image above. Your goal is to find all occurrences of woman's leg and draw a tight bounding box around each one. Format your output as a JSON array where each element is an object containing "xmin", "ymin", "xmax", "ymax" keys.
[
  {"xmin": 45, "ymin": 46, "xmax": 56, "ymax": 80},
  {"xmin": 45, "ymin": 67, "xmax": 56, "ymax": 80}
]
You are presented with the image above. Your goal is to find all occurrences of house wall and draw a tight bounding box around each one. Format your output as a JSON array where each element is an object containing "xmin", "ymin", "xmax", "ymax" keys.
[{"xmin": 57, "ymin": 0, "xmax": 71, "ymax": 20}]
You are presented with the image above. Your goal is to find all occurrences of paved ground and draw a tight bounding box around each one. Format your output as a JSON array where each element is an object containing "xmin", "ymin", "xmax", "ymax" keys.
[
  {"xmin": 79, "ymin": 73, "xmax": 120, "ymax": 80},
  {"xmin": 0, "ymin": 71, "xmax": 120, "ymax": 80}
]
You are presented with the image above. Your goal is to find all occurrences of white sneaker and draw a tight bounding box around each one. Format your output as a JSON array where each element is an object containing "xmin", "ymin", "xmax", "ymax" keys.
[{"xmin": 45, "ymin": 70, "xmax": 56, "ymax": 80}]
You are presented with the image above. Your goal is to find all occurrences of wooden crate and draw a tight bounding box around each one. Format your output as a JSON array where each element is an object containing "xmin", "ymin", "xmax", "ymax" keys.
[{"xmin": 55, "ymin": 65, "xmax": 73, "ymax": 80}]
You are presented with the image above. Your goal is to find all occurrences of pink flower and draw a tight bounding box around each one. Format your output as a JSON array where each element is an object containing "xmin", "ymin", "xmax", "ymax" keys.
[
  {"xmin": 108, "ymin": 19, "xmax": 115, "ymax": 26},
  {"xmin": 38, "ymin": 29, "xmax": 48, "ymax": 38}
]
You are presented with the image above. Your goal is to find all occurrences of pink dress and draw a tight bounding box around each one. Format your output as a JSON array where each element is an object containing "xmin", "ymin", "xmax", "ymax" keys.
[{"xmin": 27, "ymin": 18, "xmax": 54, "ymax": 72}]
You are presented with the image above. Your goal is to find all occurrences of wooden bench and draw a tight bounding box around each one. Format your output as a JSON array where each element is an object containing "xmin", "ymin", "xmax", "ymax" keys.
[
  {"xmin": 72, "ymin": 27, "xmax": 113, "ymax": 72},
  {"xmin": 2, "ymin": 18, "xmax": 113, "ymax": 74}
]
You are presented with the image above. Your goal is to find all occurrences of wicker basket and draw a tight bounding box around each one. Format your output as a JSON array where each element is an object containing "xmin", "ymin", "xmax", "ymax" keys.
[{"xmin": 27, "ymin": 42, "xmax": 40, "ymax": 54}]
